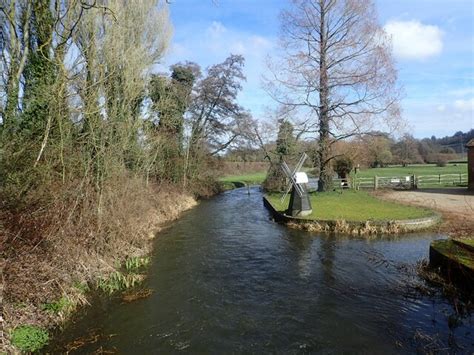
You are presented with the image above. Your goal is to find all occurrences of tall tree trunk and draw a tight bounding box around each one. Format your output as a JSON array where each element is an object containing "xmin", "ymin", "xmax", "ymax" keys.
[
  {"xmin": 4, "ymin": 1, "xmax": 31, "ymax": 132},
  {"xmin": 318, "ymin": 0, "xmax": 332, "ymax": 192}
]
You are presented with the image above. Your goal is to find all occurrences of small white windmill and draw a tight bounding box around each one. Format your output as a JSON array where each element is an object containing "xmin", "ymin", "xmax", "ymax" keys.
[{"xmin": 281, "ymin": 152, "xmax": 312, "ymax": 217}]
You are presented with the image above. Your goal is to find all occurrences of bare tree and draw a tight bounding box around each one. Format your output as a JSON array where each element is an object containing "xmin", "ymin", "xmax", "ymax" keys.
[
  {"xmin": 392, "ymin": 134, "xmax": 423, "ymax": 166},
  {"xmin": 0, "ymin": 0, "xmax": 32, "ymax": 129},
  {"xmin": 266, "ymin": 0, "xmax": 400, "ymax": 191}
]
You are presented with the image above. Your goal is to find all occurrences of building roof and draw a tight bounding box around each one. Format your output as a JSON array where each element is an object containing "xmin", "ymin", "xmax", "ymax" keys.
[{"xmin": 466, "ymin": 138, "xmax": 474, "ymax": 148}]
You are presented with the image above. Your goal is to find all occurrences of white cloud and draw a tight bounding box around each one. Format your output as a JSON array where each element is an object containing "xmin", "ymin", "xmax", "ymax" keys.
[
  {"xmin": 448, "ymin": 87, "xmax": 474, "ymax": 97},
  {"xmin": 453, "ymin": 98, "xmax": 474, "ymax": 112},
  {"xmin": 384, "ymin": 20, "xmax": 443, "ymax": 60},
  {"xmin": 207, "ymin": 21, "xmax": 227, "ymax": 38}
]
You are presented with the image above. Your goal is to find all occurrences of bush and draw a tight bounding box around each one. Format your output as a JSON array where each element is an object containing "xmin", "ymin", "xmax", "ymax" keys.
[
  {"xmin": 262, "ymin": 163, "xmax": 287, "ymax": 192},
  {"xmin": 11, "ymin": 325, "xmax": 49, "ymax": 352},
  {"xmin": 333, "ymin": 156, "xmax": 353, "ymax": 178},
  {"xmin": 434, "ymin": 154, "xmax": 449, "ymax": 167}
]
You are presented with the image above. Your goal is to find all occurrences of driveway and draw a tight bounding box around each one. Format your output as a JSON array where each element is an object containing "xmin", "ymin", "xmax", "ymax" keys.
[{"xmin": 378, "ymin": 188, "xmax": 474, "ymax": 237}]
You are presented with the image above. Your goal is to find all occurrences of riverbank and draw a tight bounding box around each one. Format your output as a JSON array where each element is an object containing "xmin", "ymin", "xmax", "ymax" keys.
[
  {"xmin": 264, "ymin": 190, "xmax": 439, "ymax": 235},
  {"xmin": 1, "ymin": 181, "xmax": 197, "ymax": 353}
]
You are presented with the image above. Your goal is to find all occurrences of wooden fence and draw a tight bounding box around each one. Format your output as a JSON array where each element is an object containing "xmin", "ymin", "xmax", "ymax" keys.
[{"xmin": 333, "ymin": 173, "xmax": 468, "ymax": 190}]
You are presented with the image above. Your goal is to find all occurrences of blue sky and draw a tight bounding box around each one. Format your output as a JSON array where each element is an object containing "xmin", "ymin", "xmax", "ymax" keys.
[{"xmin": 163, "ymin": 0, "xmax": 474, "ymax": 139}]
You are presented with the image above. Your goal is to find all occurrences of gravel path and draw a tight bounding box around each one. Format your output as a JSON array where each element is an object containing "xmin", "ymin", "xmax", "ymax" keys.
[{"xmin": 379, "ymin": 188, "xmax": 474, "ymax": 237}]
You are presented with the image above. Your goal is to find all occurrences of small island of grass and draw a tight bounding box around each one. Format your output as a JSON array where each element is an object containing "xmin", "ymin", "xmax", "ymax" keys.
[
  {"xmin": 265, "ymin": 190, "xmax": 433, "ymax": 222},
  {"xmin": 263, "ymin": 190, "xmax": 439, "ymax": 235}
]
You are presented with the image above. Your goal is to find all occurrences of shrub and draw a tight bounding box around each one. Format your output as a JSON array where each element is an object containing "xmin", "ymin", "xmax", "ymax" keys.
[
  {"xmin": 333, "ymin": 156, "xmax": 353, "ymax": 178},
  {"xmin": 262, "ymin": 163, "xmax": 287, "ymax": 192},
  {"xmin": 11, "ymin": 325, "xmax": 49, "ymax": 352},
  {"xmin": 434, "ymin": 154, "xmax": 448, "ymax": 167}
]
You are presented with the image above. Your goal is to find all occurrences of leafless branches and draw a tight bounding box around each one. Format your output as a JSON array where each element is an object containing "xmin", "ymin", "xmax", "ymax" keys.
[{"xmin": 265, "ymin": 0, "xmax": 401, "ymax": 190}]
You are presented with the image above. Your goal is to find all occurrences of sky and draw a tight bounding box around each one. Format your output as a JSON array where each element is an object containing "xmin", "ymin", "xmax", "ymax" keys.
[{"xmin": 162, "ymin": 0, "xmax": 474, "ymax": 139}]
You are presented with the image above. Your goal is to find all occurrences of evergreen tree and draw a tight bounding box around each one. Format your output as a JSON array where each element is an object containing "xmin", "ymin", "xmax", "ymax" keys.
[{"xmin": 263, "ymin": 120, "xmax": 296, "ymax": 191}]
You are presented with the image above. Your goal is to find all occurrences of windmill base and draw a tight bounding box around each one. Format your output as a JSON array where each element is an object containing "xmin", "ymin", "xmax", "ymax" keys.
[{"xmin": 286, "ymin": 186, "xmax": 312, "ymax": 217}]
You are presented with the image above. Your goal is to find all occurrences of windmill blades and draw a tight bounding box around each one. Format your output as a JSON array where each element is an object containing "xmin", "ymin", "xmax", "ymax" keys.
[
  {"xmin": 280, "ymin": 161, "xmax": 294, "ymax": 202},
  {"xmin": 281, "ymin": 184, "xmax": 293, "ymax": 203},
  {"xmin": 293, "ymin": 180, "xmax": 304, "ymax": 197},
  {"xmin": 281, "ymin": 161, "xmax": 292, "ymax": 177},
  {"xmin": 282, "ymin": 161, "xmax": 304, "ymax": 198},
  {"xmin": 293, "ymin": 152, "xmax": 308, "ymax": 175},
  {"xmin": 290, "ymin": 153, "xmax": 307, "ymax": 197}
]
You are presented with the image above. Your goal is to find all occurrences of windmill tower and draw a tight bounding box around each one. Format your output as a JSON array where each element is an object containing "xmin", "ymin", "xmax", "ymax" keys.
[{"xmin": 281, "ymin": 153, "xmax": 312, "ymax": 217}]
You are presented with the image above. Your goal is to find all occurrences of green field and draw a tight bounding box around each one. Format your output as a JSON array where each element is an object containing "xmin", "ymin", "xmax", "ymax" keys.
[
  {"xmin": 219, "ymin": 171, "xmax": 267, "ymax": 185},
  {"xmin": 354, "ymin": 163, "xmax": 467, "ymax": 178},
  {"xmin": 219, "ymin": 163, "xmax": 468, "ymax": 190},
  {"xmin": 265, "ymin": 190, "xmax": 434, "ymax": 221}
]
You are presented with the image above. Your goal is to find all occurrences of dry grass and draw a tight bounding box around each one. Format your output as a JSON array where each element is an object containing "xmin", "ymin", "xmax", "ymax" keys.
[
  {"xmin": 286, "ymin": 219, "xmax": 405, "ymax": 236},
  {"xmin": 0, "ymin": 176, "xmax": 196, "ymax": 352}
]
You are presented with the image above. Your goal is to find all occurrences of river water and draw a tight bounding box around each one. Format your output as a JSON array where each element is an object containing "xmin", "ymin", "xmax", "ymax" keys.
[{"xmin": 50, "ymin": 187, "xmax": 473, "ymax": 353}]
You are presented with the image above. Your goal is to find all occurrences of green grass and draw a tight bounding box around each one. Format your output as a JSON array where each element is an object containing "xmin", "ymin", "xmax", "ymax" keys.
[
  {"xmin": 454, "ymin": 238, "xmax": 474, "ymax": 251},
  {"xmin": 354, "ymin": 163, "xmax": 467, "ymax": 178},
  {"xmin": 220, "ymin": 163, "xmax": 467, "ymax": 183},
  {"xmin": 73, "ymin": 281, "xmax": 90, "ymax": 294},
  {"xmin": 219, "ymin": 171, "xmax": 267, "ymax": 190},
  {"xmin": 265, "ymin": 190, "xmax": 434, "ymax": 221},
  {"xmin": 124, "ymin": 256, "xmax": 150, "ymax": 272},
  {"xmin": 41, "ymin": 296, "xmax": 72, "ymax": 315},
  {"xmin": 459, "ymin": 239, "xmax": 474, "ymax": 247},
  {"xmin": 11, "ymin": 325, "xmax": 49, "ymax": 352},
  {"xmin": 97, "ymin": 271, "xmax": 143, "ymax": 295},
  {"xmin": 431, "ymin": 239, "xmax": 474, "ymax": 270},
  {"xmin": 219, "ymin": 163, "xmax": 468, "ymax": 190},
  {"xmin": 219, "ymin": 171, "xmax": 267, "ymax": 184}
]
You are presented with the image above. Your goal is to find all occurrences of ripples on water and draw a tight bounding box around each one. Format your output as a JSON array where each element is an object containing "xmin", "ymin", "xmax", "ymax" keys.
[{"xmin": 50, "ymin": 187, "xmax": 473, "ymax": 354}]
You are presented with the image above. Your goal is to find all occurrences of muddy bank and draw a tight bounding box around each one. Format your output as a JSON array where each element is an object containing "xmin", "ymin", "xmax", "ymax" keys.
[{"xmin": 0, "ymin": 183, "xmax": 197, "ymax": 353}]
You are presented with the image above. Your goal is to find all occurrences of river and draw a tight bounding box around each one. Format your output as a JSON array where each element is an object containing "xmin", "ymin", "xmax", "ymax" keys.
[{"xmin": 49, "ymin": 187, "xmax": 473, "ymax": 353}]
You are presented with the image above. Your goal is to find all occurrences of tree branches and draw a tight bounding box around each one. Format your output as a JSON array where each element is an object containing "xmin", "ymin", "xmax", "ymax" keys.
[{"xmin": 266, "ymin": 0, "xmax": 401, "ymax": 190}]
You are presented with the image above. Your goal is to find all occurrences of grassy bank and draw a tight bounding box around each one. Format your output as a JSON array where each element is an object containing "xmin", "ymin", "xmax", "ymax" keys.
[
  {"xmin": 265, "ymin": 190, "xmax": 433, "ymax": 222},
  {"xmin": 1, "ymin": 180, "xmax": 197, "ymax": 353}
]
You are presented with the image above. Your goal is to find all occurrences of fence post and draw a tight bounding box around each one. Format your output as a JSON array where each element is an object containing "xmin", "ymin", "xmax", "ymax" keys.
[
  {"xmin": 412, "ymin": 174, "xmax": 417, "ymax": 189},
  {"xmin": 374, "ymin": 175, "xmax": 378, "ymax": 190},
  {"xmin": 438, "ymin": 174, "xmax": 441, "ymax": 184},
  {"xmin": 460, "ymin": 173, "xmax": 462, "ymax": 184}
]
